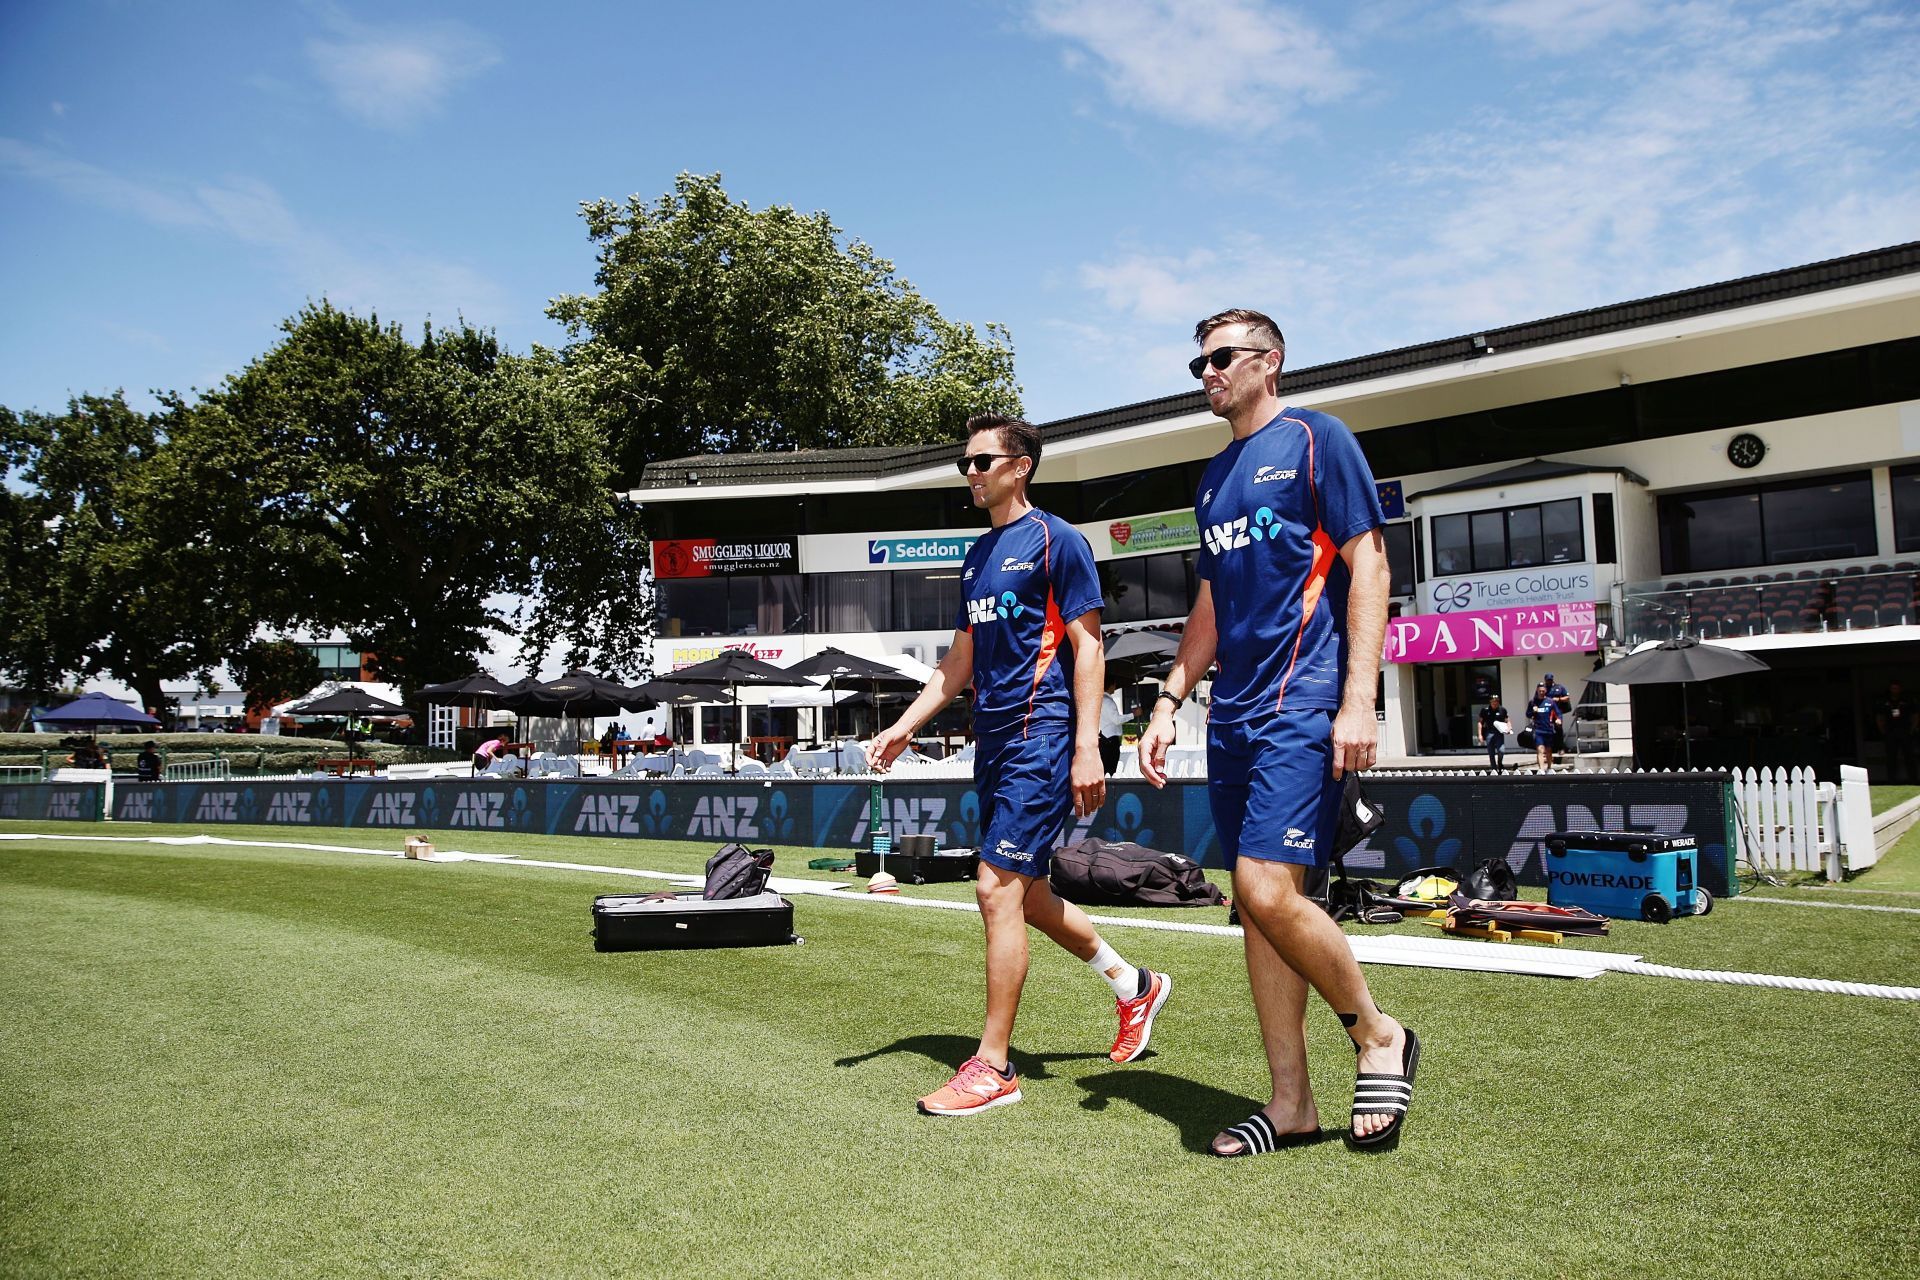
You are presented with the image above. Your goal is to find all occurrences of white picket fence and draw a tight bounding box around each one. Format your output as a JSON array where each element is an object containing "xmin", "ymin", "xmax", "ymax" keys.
[
  {"xmin": 1732, "ymin": 764, "xmax": 1875, "ymax": 879},
  {"xmin": 162, "ymin": 757, "xmax": 231, "ymax": 783}
]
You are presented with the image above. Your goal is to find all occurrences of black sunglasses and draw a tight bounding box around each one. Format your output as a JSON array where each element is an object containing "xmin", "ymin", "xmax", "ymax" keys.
[
  {"xmin": 1188, "ymin": 345, "xmax": 1272, "ymax": 379},
  {"xmin": 955, "ymin": 452, "xmax": 1026, "ymax": 475}
]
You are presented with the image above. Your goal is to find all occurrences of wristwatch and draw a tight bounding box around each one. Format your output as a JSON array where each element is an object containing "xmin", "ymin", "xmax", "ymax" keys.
[{"xmin": 1154, "ymin": 691, "xmax": 1184, "ymax": 712}]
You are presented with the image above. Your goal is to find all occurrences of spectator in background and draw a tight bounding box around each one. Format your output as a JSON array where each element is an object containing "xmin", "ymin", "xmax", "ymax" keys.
[
  {"xmin": 1525, "ymin": 682, "xmax": 1561, "ymax": 771},
  {"xmin": 1878, "ymin": 680, "xmax": 1916, "ymax": 783},
  {"xmin": 1478, "ymin": 695, "xmax": 1511, "ymax": 772},
  {"xmin": 473, "ymin": 728, "xmax": 513, "ymax": 774},
  {"xmin": 1542, "ymin": 671, "xmax": 1572, "ymax": 762},
  {"xmin": 1099, "ymin": 675, "xmax": 1126, "ymax": 775},
  {"xmin": 136, "ymin": 741, "xmax": 163, "ymax": 781}
]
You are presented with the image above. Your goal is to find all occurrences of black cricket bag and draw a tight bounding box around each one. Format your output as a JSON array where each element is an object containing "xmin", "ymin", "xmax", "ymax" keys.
[
  {"xmin": 1051, "ymin": 839, "xmax": 1226, "ymax": 908},
  {"xmin": 704, "ymin": 844, "xmax": 776, "ymax": 900},
  {"xmin": 592, "ymin": 891, "xmax": 799, "ymax": 951}
]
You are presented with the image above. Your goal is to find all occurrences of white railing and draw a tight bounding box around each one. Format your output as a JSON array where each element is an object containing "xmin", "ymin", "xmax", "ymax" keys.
[
  {"xmin": 0, "ymin": 764, "xmax": 46, "ymax": 784},
  {"xmin": 163, "ymin": 758, "xmax": 231, "ymax": 782},
  {"xmin": 1732, "ymin": 764, "xmax": 1875, "ymax": 879}
]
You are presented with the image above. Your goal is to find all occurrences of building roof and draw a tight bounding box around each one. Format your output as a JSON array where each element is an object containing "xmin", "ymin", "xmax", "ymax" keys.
[
  {"xmin": 633, "ymin": 239, "xmax": 1920, "ymax": 493},
  {"xmin": 1406, "ymin": 459, "xmax": 1650, "ymax": 502}
]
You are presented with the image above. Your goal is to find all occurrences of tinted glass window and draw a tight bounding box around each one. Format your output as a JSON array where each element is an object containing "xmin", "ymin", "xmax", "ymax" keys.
[
  {"xmin": 1506, "ymin": 507, "xmax": 1543, "ymax": 567},
  {"xmin": 891, "ymin": 569, "xmax": 964, "ymax": 632},
  {"xmin": 1144, "ymin": 552, "xmax": 1191, "ymax": 621},
  {"xmin": 1542, "ymin": 499, "xmax": 1584, "ymax": 563},
  {"xmin": 1432, "ymin": 513, "xmax": 1471, "ymax": 575},
  {"xmin": 815, "ymin": 572, "xmax": 891, "ymax": 633},
  {"xmin": 1660, "ymin": 473, "xmax": 1873, "ymax": 572},
  {"xmin": 1896, "ymin": 465, "xmax": 1920, "ymax": 554},
  {"xmin": 1101, "ymin": 558, "xmax": 1148, "ymax": 624},
  {"xmin": 1470, "ymin": 511, "xmax": 1506, "ymax": 571},
  {"xmin": 1661, "ymin": 490, "xmax": 1761, "ymax": 573},
  {"xmin": 1593, "ymin": 493, "xmax": 1616, "ymax": 563},
  {"xmin": 1382, "ymin": 523, "xmax": 1416, "ymax": 596},
  {"xmin": 656, "ymin": 578, "xmax": 728, "ymax": 637}
]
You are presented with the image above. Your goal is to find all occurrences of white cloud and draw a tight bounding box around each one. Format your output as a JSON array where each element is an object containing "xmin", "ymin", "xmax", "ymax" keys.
[
  {"xmin": 1060, "ymin": 1, "xmax": 1920, "ymax": 386},
  {"xmin": 1465, "ymin": 0, "xmax": 1661, "ymax": 54},
  {"xmin": 305, "ymin": 11, "xmax": 499, "ymax": 131},
  {"xmin": 1029, "ymin": 0, "xmax": 1357, "ymax": 132},
  {"xmin": 0, "ymin": 137, "xmax": 507, "ymax": 329}
]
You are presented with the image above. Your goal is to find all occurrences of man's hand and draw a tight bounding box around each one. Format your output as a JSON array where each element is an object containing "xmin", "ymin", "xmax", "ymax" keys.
[
  {"xmin": 866, "ymin": 724, "xmax": 912, "ymax": 774},
  {"xmin": 1137, "ymin": 710, "xmax": 1177, "ymax": 789},
  {"xmin": 1071, "ymin": 742, "xmax": 1106, "ymax": 817},
  {"xmin": 1330, "ymin": 701, "xmax": 1377, "ymax": 779}
]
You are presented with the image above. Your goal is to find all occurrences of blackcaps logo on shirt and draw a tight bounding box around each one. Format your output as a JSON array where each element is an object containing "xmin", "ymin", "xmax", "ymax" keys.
[
  {"xmin": 1253, "ymin": 465, "xmax": 1298, "ymax": 484},
  {"xmin": 1000, "ymin": 556, "xmax": 1035, "ymax": 572},
  {"xmin": 1202, "ymin": 506, "xmax": 1280, "ymax": 555}
]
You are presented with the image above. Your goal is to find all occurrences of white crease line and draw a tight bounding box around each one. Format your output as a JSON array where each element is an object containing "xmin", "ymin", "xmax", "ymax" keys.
[{"xmin": 1734, "ymin": 895, "xmax": 1920, "ymax": 915}]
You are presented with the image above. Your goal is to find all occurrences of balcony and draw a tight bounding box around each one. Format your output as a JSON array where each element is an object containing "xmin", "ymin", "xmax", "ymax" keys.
[{"xmin": 1621, "ymin": 562, "xmax": 1919, "ymax": 645}]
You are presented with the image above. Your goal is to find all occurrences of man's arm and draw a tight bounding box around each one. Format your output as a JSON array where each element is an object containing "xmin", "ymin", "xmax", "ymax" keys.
[
  {"xmin": 1332, "ymin": 527, "xmax": 1390, "ymax": 779},
  {"xmin": 1138, "ymin": 580, "xmax": 1218, "ymax": 788},
  {"xmin": 1064, "ymin": 609, "xmax": 1107, "ymax": 817},
  {"xmin": 866, "ymin": 630, "xmax": 974, "ymax": 772}
]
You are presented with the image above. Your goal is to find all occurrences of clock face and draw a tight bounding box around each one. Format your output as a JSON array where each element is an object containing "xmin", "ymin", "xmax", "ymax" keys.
[{"xmin": 1727, "ymin": 432, "xmax": 1767, "ymax": 469}]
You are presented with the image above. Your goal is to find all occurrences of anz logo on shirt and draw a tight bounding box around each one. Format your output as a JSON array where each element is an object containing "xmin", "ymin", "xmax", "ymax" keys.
[
  {"xmin": 1202, "ymin": 505, "xmax": 1283, "ymax": 555},
  {"xmin": 967, "ymin": 591, "xmax": 1027, "ymax": 625}
]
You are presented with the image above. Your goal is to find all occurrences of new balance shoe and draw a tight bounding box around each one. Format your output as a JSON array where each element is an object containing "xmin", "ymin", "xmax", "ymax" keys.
[
  {"xmin": 916, "ymin": 1055, "xmax": 1022, "ymax": 1116},
  {"xmin": 1109, "ymin": 969, "xmax": 1172, "ymax": 1064}
]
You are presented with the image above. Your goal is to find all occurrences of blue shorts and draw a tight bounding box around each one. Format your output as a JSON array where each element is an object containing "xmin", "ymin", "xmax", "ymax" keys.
[
  {"xmin": 975, "ymin": 726, "xmax": 1072, "ymax": 878},
  {"xmin": 1208, "ymin": 708, "xmax": 1340, "ymax": 869}
]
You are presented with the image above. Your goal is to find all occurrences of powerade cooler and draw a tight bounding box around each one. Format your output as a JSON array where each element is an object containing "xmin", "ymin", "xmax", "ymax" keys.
[{"xmin": 1545, "ymin": 831, "xmax": 1711, "ymax": 923}]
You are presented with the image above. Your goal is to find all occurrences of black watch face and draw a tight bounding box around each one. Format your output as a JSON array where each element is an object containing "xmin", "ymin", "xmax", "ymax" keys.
[{"xmin": 1727, "ymin": 432, "xmax": 1766, "ymax": 469}]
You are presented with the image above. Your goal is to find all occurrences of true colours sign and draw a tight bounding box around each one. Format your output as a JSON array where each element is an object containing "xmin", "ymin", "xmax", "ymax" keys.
[{"xmin": 1384, "ymin": 602, "xmax": 1596, "ymax": 664}]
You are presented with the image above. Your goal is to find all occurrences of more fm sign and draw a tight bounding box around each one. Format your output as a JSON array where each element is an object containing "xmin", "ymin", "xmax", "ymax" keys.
[{"xmin": 1385, "ymin": 602, "xmax": 1597, "ymax": 664}]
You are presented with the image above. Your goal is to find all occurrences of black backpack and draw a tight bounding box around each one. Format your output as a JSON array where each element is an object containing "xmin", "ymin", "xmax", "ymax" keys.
[
  {"xmin": 703, "ymin": 844, "xmax": 776, "ymax": 900},
  {"xmin": 1050, "ymin": 839, "xmax": 1226, "ymax": 908}
]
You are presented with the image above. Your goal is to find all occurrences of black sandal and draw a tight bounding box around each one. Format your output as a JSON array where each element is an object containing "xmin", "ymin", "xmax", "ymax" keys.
[
  {"xmin": 1347, "ymin": 1028, "xmax": 1420, "ymax": 1152},
  {"xmin": 1208, "ymin": 1112, "xmax": 1327, "ymax": 1158}
]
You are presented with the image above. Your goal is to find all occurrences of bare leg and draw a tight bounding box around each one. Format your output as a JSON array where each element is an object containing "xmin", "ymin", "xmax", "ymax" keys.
[
  {"xmin": 1234, "ymin": 858, "xmax": 1406, "ymax": 1141},
  {"xmin": 1018, "ymin": 874, "xmax": 1101, "ymax": 961},
  {"xmin": 974, "ymin": 862, "xmax": 1035, "ymax": 1068},
  {"xmin": 1212, "ymin": 877, "xmax": 1319, "ymax": 1154}
]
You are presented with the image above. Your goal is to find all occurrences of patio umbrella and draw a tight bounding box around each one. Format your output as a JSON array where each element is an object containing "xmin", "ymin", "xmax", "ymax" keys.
[
  {"xmin": 418, "ymin": 671, "xmax": 522, "ymax": 744},
  {"xmin": 625, "ymin": 679, "xmax": 735, "ymax": 707},
  {"xmin": 293, "ymin": 687, "xmax": 411, "ymax": 717},
  {"xmin": 782, "ymin": 648, "xmax": 921, "ymax": 749},
  {"xmin": 500, "ymin": 670, "xmax": 636, "ymax": 719},
  {"xmin": 1588, "ymin": 636, "xmax": 1770, "ymax": 767},
  {"xmin": 667, "ymin": 649, "xmax": 812, "ymax": 772},
  {"xmin": 1104, "ymin": 630, "xmax": 1183, "ymax": 662},
  {"xmin": 34, "ymin": 692, "xmax": 160, "ymax": 729}
]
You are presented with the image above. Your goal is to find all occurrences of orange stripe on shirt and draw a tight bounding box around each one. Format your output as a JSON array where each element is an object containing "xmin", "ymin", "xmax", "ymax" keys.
[
  {"xmin": 1274, "ymin": 418, "xmax": 1336, "ymax": 713},
  {"xmin": 1023, "ymin": 514, "xmax": 1062, "ymax": 738}
]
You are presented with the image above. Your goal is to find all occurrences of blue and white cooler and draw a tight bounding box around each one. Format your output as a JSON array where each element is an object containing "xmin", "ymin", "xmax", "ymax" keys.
[{"xmin": 1545, "ymin": 830, "xmax": 1711, "ymax": 923}]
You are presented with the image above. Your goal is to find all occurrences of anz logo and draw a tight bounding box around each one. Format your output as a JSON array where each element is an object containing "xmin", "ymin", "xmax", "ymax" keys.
[
  {"xmin": 575, "ymin": 794, "xmax": 645, "ymax": 835},
  {"xmin": 689, "ymin": 795, "xmax": 759, "ymax": 839},
  {"xmin": 450, "ymin": 792, "xmax": 506, "ymax": 829},
  {"xmin": 1202, "ymin": 506, "xmax": 1281, "ymax": 555},
  {"xmin": 264, "ymin": 791, "xmax": 313, "ymax": 824},
  {"xmin": 363, "ymin": 792, "xmax": 417, "ymax": 826},
  {"xmin": 47, "ymin": 792, "xmax": 83, "ymax": 820},
  {"xmin": 968, "ymin": 591, "xmax": 1025, "ymax": 624},
  {"xmin": 194, "ymin": 791, "xmax": 240, "ymax": 822}
]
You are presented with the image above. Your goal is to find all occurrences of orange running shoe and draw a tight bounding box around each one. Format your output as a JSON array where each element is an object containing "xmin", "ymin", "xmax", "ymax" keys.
[
  {"xmin": 1109, "ymin": 969, "xmax": 1172, "ymax": 1063},
  {"xmin": 916, "ymin": 1055, "xmax": 1022, "ymax": 1116}
]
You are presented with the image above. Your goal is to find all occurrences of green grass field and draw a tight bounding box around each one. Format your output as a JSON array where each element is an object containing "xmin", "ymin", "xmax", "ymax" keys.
[{"xmin": 3, "ymin": 818, "xmax": 1916, "ymax": 1279}]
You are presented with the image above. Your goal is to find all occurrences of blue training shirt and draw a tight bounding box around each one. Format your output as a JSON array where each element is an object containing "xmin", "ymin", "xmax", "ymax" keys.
[
  {"xmin": 953, "ymin": 509, "xmax": 1104, "ymax": 736},
  {"xmin": 1195, "ymin": 406, "xmax": 1383, "ymax": 723}
]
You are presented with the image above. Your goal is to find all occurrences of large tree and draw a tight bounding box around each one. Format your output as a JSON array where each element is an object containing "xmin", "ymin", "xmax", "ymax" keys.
[
  {"xmin": 175, "ymin": 304, "xmax": 647, "ymax": 694},
  {"xmin": 0, "ymin": 393, "xmax": 248, "ymax": 714},
  {"xmin": 548, "ymin": 172, "xmax": 1022, "ymax": 484}
]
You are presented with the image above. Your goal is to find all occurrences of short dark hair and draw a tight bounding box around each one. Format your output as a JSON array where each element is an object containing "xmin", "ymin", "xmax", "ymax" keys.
[
  {"xmin": 965, "ymin": 412, "xmax": 1042, "ymax": 484},
  {"xmin": 1193, "ymin": 308, "xmax": 1286, "ymax": 371}
]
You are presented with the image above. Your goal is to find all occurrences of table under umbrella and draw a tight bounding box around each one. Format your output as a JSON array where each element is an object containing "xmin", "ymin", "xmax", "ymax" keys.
[
  {"xmin": 665, "ymin": 650, "xmax": 813, "ymax": 772},
  {"xmin": 1588, "ymin": 636, "xmax": 1771, "ymax": 767}
]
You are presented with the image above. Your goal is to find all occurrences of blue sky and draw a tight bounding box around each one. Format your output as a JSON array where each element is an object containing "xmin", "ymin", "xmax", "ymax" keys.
[{"xmin": 3, "ymin": 0, "xmax": 1917, "ymax": 428}]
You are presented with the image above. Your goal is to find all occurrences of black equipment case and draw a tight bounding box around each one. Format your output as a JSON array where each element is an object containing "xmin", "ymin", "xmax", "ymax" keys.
[{"xmin": 592, "ymin": 891, "xmax": 799, "ymax": 951}]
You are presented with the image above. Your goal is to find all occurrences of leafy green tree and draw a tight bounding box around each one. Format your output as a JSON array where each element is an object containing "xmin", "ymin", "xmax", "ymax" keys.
[
  {"xmin": 176, "ymin": 303, "xmax": 645, "ymax": 696},
  {"xmin": 548, "ymin": 172, "xmax": 1022, "ymax": 484},
  {"xmin": 0, "ymin": 393, "xmax": 247, "ymax": 715},
  {"xmin": 230, "ymin": 639, "xmax": 322, "ymax": 717}
]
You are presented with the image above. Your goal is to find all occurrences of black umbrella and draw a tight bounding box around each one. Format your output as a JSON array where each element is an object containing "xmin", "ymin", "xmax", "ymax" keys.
[
  {"xmin": 1104, "ymin": 630, "xmax": 1183, "ymax": 662},
  {"xmin": 1588, "ymin": 636, "xmax": 1770, "ymax": 766},
  {"xmin": 783, "ymin": 648, "xmax": 921, "ymax": 751},
  {"xmin": 35, "ymin": 691, "xmax": 160, "ymax": 729},
  {"xmin": 418, "ymin": 671, "xmax": 522, "ymax": 747},
  {"xmin": 626, "ymin": 678, "xmax": 736, "ymax": 707},
  {"xmin": 292, "ymin": 687, "xmax": 411, "ymax": 717},
  {"xmin": 668, "ymin": 649, "xmax": 812, "ymax": 771},
  {"xmin": 501, "ymin": 669, "xmax": 637, "ymax": 720}
]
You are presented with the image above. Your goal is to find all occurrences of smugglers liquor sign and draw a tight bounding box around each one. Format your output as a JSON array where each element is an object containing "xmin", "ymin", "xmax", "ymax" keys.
[{"xmin": 651, "ymin": 537, "xmax": 799, "ymax": 578}]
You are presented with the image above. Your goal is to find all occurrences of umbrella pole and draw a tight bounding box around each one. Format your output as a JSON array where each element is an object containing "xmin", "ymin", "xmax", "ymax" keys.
[
  {"xmin": 1682, "ymin": 683, "xmax": 1693, "ymax": 769},
  {"xmin": 832, "ymin": 675, "xmax": 842, "ymax": 775}
]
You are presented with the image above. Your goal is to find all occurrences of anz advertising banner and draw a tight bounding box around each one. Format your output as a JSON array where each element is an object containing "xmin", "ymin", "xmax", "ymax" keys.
[
  {"xmin": 0, "ymin": 782, "xmax": 103, "ymax": 822},
  {"xmin": 112, "ymin": 773, "xmax": 1736, "ymax": 895}
]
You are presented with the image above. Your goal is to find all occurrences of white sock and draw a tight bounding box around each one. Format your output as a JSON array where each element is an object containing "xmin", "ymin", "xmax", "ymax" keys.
[{"xmin": 1086, "ymin": 940, "xmax": 1141, "ymax": 999}]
